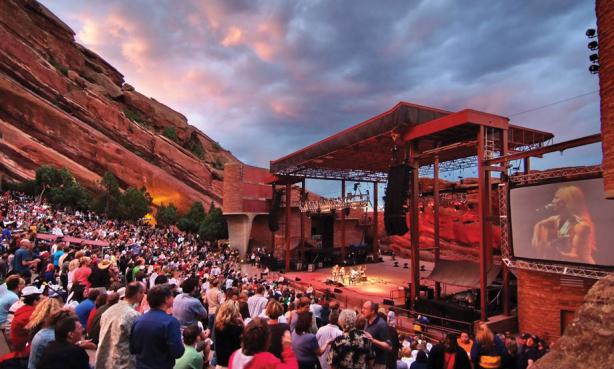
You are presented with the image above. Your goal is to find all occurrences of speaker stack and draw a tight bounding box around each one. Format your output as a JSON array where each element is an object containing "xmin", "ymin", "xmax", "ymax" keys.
[{"xmin": 384, "ymin": 164, "xmax": 410, "ymax": 235}]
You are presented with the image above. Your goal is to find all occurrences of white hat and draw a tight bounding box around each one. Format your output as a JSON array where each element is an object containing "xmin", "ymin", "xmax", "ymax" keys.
[{"xmin": 22, "ymin": 285, "xmax": 44, "ymax": 297}]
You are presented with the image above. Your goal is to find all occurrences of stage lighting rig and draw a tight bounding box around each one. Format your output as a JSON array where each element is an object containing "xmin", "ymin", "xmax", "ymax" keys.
[
  {"xmin": 586, "ymin": 28, "xmax": 599, "ymax": 75},
  {"xmin": 588, "ymin": 41, "xmax": 598, "ymax": 51}
]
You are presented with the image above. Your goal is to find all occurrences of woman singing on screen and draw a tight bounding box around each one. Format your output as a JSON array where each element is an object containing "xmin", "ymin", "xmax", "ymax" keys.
[{"xmin": 531, "ymin": 185, "xmax": 596, "ymax": 264}]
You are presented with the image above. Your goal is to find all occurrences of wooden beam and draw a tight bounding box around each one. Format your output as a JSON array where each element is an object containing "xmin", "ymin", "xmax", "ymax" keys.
[{"xmin": 373, "ymin": 182, "xmax": 379, "ymax": 257}]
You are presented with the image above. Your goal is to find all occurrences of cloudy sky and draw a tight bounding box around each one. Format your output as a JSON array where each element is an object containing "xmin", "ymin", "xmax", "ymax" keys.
[{"xmin": 42, "ymin": 0, "xmax": 601, "ymax": 192}]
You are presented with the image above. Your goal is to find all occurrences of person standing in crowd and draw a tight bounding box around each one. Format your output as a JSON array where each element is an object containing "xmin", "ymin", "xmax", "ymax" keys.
[
  {"xmin": 516, "ymin": 334, "xmax": 540, "ymax": 369},
  {"xmin": 10, "ymin": 285, "xmax": 44, "ymax": 355},
  {"xmin": 0, "ymin": 275, "xmax": 24, "ymax": 330},
  {"xmin": 90, "ymin": 259, "xmax": 112, "ymax": 290},
  {"xmin": 470, "ymin": 324, "xmax": 508, "ymax": 369},
  {"xmin": 457, "ymin": 332, "xmax": 473, "ymax": 358},
  {"xmin": 130, "ymin": 284, "xmax": 184, "ymax": 369},
  {"xmin": 410, "ymin": 351, "xmax": 428, "ymax": 369},
  {"xmin": 74, "ymin": 288, "xmax": 100, "ymax": 327},
  {"xmin": 214, "ymin": 300, "xmax": 244, "ymax": 368},
  {"xmin": 172, "ymin": 277, "xmax": 207, "ymax": 330},
  {"xmin": 247, "ymin": 285, "xmax": 268, "ymax": 319},
  {"xmin": 72, "ymin": 256, "xmax": 93, "ymax": 292},
  {"xmin": 265, "ymin": 299, "xmax": 291, "ymax": 361},
  {"xmin": 173, "ymin": 325, "xmax": 204, "ymax": 369},
  {"xmin": 228, "ymin": 317, "xmax": 297, "ymax": 369},
  {"xmin": 329, "ymin": 309, "xmax": 374, "ymax": 369},
  {"xmin": 89, "ymin": 292, "xmax": 120, "ymax": 345},
  {"xmin": 428, "ymin": 333, "xmax": 471, "ymax": 369},
  {"xmin": 291, "ymin": 311, "xmax": 332, "ymax": 369},
  {"xmin": 13, "ymin": 239, "xmax": 39, "ymax": 277},
  {"xmin": 362, "ymin": 301, "xmax": 391, "ymax": 369},
  {"xmin": 28, "ymin": 309, "xmax": 75, "ymax": 369},
  {"xmin": 36, "ymin": 316, "xmax": 91, "ymax": 369},
  {"xmin": 96, "ymin": 282, "xmax": 145, "ymax": 369},
  {"xmin": 316, "ymin": 308, "xmax": 342, "ymax": 369},
  {"xmin": 205, "ymin": 278, "xmax": 224, "ymax": 331},
  {"xmin": 384, "ymin": 310, "xmax": 400, "ymax": 369}
]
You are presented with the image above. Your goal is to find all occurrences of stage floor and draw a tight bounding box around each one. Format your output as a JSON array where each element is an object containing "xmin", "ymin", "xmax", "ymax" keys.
[{"xmin": 250, "ymin": 255, "xmax": 453, "ymax": 309}]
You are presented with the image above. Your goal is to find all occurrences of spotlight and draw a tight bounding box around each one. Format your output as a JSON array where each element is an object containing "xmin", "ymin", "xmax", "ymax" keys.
[
  {"xmin": 588, "ymin": 41, "xmax": 598, "ymax": 51},
  {"xmin": 586, "ymin": 28, "xmax": 596, "ymax": 38},
  {"xmin": 589, "ymin": 64, "xmax": 600, "ymax": 74},
  {"xmin": 589, "ymin": 53, "xmax": 599, "ymax": 63}
]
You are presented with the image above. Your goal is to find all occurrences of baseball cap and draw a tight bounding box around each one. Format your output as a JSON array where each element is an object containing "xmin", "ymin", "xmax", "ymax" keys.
[{"xmin": 22, "ymin": 285, "xmax": 44, "ymax": 297}]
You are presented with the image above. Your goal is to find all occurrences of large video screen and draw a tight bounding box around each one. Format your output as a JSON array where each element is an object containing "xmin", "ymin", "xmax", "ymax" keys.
[{"xmin": 510, "ymin": 177, "xmax": 614, "ymax": 266}]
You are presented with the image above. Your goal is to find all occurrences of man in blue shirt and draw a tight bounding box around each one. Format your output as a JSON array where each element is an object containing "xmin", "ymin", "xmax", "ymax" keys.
[
  {"xmin": 13, "ymin": 239, "xmax": 40, "ymax": 276},
  {"xmin": 130, "ymin": 284, "xmax": 184, "ymax": 369}
]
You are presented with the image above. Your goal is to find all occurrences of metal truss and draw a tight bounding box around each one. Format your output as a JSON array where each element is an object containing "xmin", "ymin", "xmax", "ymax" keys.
[
  {"xmin": 275, "ymin": 167, "xmax": 388, "ymax": 182},
  {"xmin": 418, "ymin": 156, "xmax": 479, "ymax": 177},
  {"xmin": 509, "ymin": 165, "xmax": 602, "ymax": 185},
  {"xmin": 502, "ymin": 258, "xmax": 612, "ymax": 280},
  {"xmin": 498, "ymin": 182, "xmax": 512, "ymax": 259}
]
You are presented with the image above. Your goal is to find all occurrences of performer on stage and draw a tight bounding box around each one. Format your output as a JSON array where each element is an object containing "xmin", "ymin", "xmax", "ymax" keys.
[
  {"xmin": 331, "ymin": 265, "xmax": 339, "ymax": 282},
  {"xmin": 531, "ymin": 185, "xmax": 596, "ymax": 264},
  {"xmin": 339, "ymin": 266, "xmax": 346, "ymax": 284}
]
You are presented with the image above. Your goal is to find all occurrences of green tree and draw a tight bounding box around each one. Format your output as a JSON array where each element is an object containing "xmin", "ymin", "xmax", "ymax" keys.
[
  {"xmin": 177, "ymin": 201, "xmax": 206, "ymax": 233},
  {"xmin": 198, "ymin": 203, "xmax": 228, "ymax": 242},
  {"xmin": 156, "ymin": 203, "xmax": 179, "ymax": 227},
  {"xmin": 35, "ymin": 166, "xmax": 90, "ymax": 209},
  {"xmin": 97, "ymin": 171, "xmax": 122, "ymax": 217},
  {"xmin": 162, "ymin": 127, "xmax": 179, "ymax": 143},
  {"xmin": 118, "ymin": 187, "xmax": 152, "ymax": 221}
]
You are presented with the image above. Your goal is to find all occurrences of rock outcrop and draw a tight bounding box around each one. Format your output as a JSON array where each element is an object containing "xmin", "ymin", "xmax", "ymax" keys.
[
  {"xmin": 532, "ymin": 273, "xmax": 614, "ymax": 369},
  {"xmin": 0, "ymin": 0, "xmax": 238, "ymax": 211}
]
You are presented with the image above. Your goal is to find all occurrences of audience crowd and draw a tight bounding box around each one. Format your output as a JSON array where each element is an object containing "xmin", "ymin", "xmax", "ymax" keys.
[{"xmin": 0, "ymin": 192, "xmax": 550, "ymax": 369}]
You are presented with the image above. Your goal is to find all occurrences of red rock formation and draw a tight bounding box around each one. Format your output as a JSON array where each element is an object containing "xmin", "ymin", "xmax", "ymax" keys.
[{"xmin": 0, "ymin": 0, "xmax": 239, "ymax": 211}]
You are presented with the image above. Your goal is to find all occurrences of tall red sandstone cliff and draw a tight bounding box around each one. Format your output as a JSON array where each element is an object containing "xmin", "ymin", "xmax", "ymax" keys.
[{"xmin": 0, "ymin": 0, "xmax": 238, "ymax": 211}]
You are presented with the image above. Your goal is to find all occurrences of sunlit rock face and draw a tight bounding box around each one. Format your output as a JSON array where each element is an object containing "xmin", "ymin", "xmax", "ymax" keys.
[
  {"xmin": 0, "ymin": 0, "xmax": 239, "ymax": 211},
  {"xmin": 533, "ymin": 274, "xmax": 614, "ymax": 369}
]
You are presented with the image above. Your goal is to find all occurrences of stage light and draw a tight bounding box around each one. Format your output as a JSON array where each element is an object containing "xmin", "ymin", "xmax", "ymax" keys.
[
  {"xmin": 586, "ymin": 28, "xmax": 596, "ymax": 38},
  {"xmin": 589, "ymin": 64, "xmax": 600, "ymax": 74},
  {"xmin": 588, "ymin": 41, "xmax": 598, "ymax": 51},
  {"xmin": 589, "ymin": 53, "xmax": 599, "ymax": 63}
]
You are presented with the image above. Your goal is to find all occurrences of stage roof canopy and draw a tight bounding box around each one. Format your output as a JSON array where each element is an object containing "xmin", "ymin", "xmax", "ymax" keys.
[
  {"xmin": 270, "ymin": 101, "xmax": 553, "ymax": 182},
  {"xmin": 426, "ymin": 259, "xmax": 501, "ymax": 289}
]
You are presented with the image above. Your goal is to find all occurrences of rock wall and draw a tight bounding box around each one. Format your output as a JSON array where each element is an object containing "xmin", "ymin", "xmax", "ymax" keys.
[
  {"xmin": 0, "ymin": 0, "xmax": 239, "ymax": 211},
  {"xmin": 533, "ymin": 273, "xmax": 613, "ymax": 369},
  {"xmin": 597, "ymin": 0, "xmax": 614, "ymax": 198}
]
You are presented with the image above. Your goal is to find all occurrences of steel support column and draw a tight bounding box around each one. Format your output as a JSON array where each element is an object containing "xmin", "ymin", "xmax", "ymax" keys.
[
  {"xmin": 433, "ymin": 155, "xmax": 441, "ymax": 299},
  {"xmin": 409, "ymin": 142, "xmax": 421, "ymax": 307},
  {"xmin": 285, "ymin": 184, "xmax": 292, "ymax": 272},
  {"xmin": 341, "ymin": 179, "xmax": 346, "ymax": 261},
  {"xmin": 373, "ymin": 182, "xmax": 379, "ymax": 256},
  {"xmin": 501, "ymin": 129, "xmax": 511, "ymax": 316},
  {"xmin": 477, "ymin": 126, "xmax": 489, "ymax": 321},
  {"xmin": 300, "ymin": 179, "xmax": 306, "ymax": 263}
]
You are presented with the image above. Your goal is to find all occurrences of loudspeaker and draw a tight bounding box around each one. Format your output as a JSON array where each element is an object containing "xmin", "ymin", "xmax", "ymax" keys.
[
  {"xmin": 384, "ymin": 164, "xmax": 410, "ymax": 235},
  {"xmin": 295, "ymin": 277, "xmax": 301, "ymax": 282},
  {"xmin": 383, "ymin": 299, "xmax": 394, "ymax": 306},
  {"xmin": 268, "ymin": 190, "xmax": 282, "ymax": 232},
  {"xmin": 334, "ymin": 288, "xmax": 343, "ymax": 294}
]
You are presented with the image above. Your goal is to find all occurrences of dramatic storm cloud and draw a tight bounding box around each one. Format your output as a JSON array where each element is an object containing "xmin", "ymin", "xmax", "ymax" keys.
[{"xmin": 42, "ymin": 0, "xmax": 601, "ymax": 176}]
